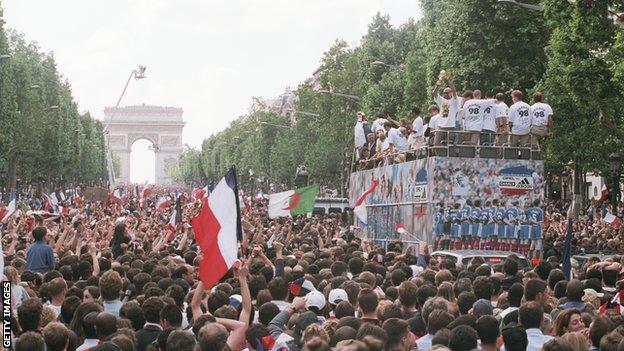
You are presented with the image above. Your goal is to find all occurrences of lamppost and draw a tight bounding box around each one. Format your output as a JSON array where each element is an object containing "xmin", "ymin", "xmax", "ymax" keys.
[
  {"xmin": 610, "ymin": 152, "xmax": 621, "ymax": 208},
  {"xmin": 248, "ymin": 169, "xmax": 255, "ymax": 204},
  {"xmin": 104, "ymin": 65, "xmax": 147, "ymax": 189},
  {"xmin": 561, "ymin": 170, "xmax": 569, "ymax": 201},
  {"xmin": 370, "ymin": 61, "xmax": 405, "ymax": 70},
  {"xmin": 497, "ymin": 0, "xmax": 543, "ymax": 11}
]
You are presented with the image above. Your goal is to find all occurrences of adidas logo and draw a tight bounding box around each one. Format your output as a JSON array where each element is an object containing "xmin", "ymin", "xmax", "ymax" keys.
[{"xmin": 519, "ymin": 178, "xmax": 530, "ymax": 185}]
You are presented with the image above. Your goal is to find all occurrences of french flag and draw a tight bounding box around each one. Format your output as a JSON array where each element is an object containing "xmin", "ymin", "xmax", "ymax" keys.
[
  {"xmin": 353, "ymin": 179, "xmax": 379, "ymax": 224},
  {"xmin": 603, "ymin": 213, "xmax": 622, "ymax": 228},
  {"xmin": 43, "ymin": 193, "xmax": 58, "ymax": 212},
  {"xmin": 155, "ymin": 196, "xmax": 171, "ymax": 211},
  {"xmin": 1, "ymin": 192, "xmax": 17, "ymax": 223},
  {"xmin": 167, "ymin": 196, "xmax": 182, "ymax": 241},
  {"xmin": 191, "ymin": 167, "xmax": 242, "ymax": 288}
]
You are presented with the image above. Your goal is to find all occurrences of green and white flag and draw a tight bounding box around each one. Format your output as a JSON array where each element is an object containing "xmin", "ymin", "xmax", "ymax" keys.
[{"xmin": 268, "ymin": 185, "xmax": 318, "ymax": 218}]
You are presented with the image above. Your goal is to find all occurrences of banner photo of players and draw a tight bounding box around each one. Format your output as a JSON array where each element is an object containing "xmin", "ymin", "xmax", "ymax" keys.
[{"xmin": 349, "ymin": 157, "xmax": 545, "ymax": 257}]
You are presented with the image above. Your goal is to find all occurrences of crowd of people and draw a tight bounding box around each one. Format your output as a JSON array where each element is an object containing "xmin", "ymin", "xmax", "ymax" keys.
[
  {"xmin": 356, "ymin": 78, "xmax": 554, "ymax": 168},
  {"xmin": 0, "ymin": 184, "xmax": 624, "ymax": 351}
]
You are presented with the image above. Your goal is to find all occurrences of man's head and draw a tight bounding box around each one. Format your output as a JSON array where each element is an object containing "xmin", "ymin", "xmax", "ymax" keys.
[
  {"xmin": 32, "ymin": 226, "xmax": 47, "ymax": 242},
  {"xmin": 508, "ymin": 283, "xmax": 524, "ymax": 308},
  {"xmin": 511, "ymin": 90, "xmax": 523, "ymax": 103},
  {"xmin": 428, "ymin": 105, "xmax": 440, "ymax": 117},
  {"xmin": 17, "ymin": 298, "xmax": 43, "ymax": 332},
  {"xmin": 143, "ymin": 296, "xmax": 165, "ymax": 324},
  {"xmin": 565, "ymin": 279, "xmax": 584, "ymax": 302},
  {"xmin": 245, "ymin": 324, "xmax": 270, "ymax": 351},
  {"xmin": 519, "ymin": 302, "xmax": 543, "ymax": 329},
  {"xmin": 427, "ymin": 310, "xmax": 453, "ymax": 335},
  {"xmin": 166, "ymin": 330, "xmax": 196, "ymax": 351},
  {"xmin": 449, "ymin": 325, "xmax": 478, "ymax": 351},
  {"xmin": 15, "ymin": 331, "xmax": 45, "ymax": 351},
  {"xmin": 473, "ymin": 89, "xmax": 482, "ymax": 99},
  {"xmin": 502, "ymin": 326, "xmax": 528, "ymax": 351},
  {"xmin": 524, "ymin": 279, "xmax": 547, "ymax": 304},
  {"xmin": 382, "ymin": 318, "xmax": 413, "ymax": 351},
  {"xmin": 443, "ymin": 87, "xmax": 453, "ymax": 99},
  {"xmin": 42, "ymin": 322, "xmax": 69, "ymax": 351},
  {"xmin": 476, "ymin": 316, "xmax": 499, "ymax": 346},
  {"xmin": 197, "ymin": 323, "xmax": 229, "ymax": 351},
  {"xmin": 357, "ymin": 288, "xmax": 378, "ymax": 315},
  {"xmin": 533, "ymin": 92, "xmax": 543, "ymax": 103},
  {"xmin": 48, "ymin": 277, "xmax": 67, "ymax": 300},
  {"xmin": 590, "ymin": 315, "xmax": 613, "ymax": 348},
  {"xmin": 99, "ymin": 270, "xmax": 123, "ymax": 301},
  {"xmin": 160, "ymin": 304, "xmax": 183, "ymax": 329},
  {"xmin": 95, "ymin": 312, "xmax": 118, "ymax": 340}
]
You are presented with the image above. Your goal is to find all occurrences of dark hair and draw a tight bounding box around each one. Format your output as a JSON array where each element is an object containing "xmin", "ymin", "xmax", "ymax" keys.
[
  {"xmin": 508, "ymin": 283, "xmax": 524, "ymax": 307},
  {"xmin": 449, "ymin": 325, "xmax": 478, "ymax": 351},
  {"xmin": 547, "ymin": 269, "xmax": 566, "ymax": 290},
  {"xmin": 503, "ymin": 259, "xmax": 518, "ymax": 276},
  {"xmin": 473, "ymin": 276, "xmax": 493, "ymax": 300},
  {"xmin": 267, "ymin": 277, "xmax": 288, "ymax": 301},
  {"xmin": 542, "ymin": 339, "xmax": 575, "ymax": 351},
  {"xmin": 95, "ymin": 312, "xmax": 118, "ymax": 339},
  {"xmin": 476, "ymin": 316, "xmax": 499, "ymax": 345},
  {"xmin": 533, "ymin": 92, "xmax": 543, "ymax": 103},
  {"xmin": 142, "ymin": 297, "xmax": 165, "ymax": 324},
  {"xmin": 604, "ymin": 269, "xmax": 618, "ymax": 287},
  {"xmin": 554, "ymin": 280, "xmax": 568, "ymax": 299},
  {"xmin": 590, "ymin": 316, "xmax": 614, "ymax": 348},
  {"xmin": 17, "ymin": 298, "xmax": 43, "ymax": 332},
  {"xmin": 502, "ymin": 326, "xmax": 528, "ymax": 351},
  {"xmin": 457, "ymin": 291, "xmax": 477, "ymax": 315},
  {"xmin": 120, "ymin": 301, "xmax": 145, "ymax": 331},
  {"xmin": 245, "ymin": 323, "xmax": 270, "ymax": 347},
  {"xmin": 565, "ymin": 279, "xmax": 584, "ymax": 302},
  {"xmin": 358, "ymin": 289, "xmax": 378, "ymax": 314},
  {"xmin": 524, "ymin": 279, "xmax": 547, "ymax": 301},
  {"xmin": 416, "ymin": 284, "xmax": 437, "ymax": 308},
  {"xmin": 160, "ymin": 304, "xmax": 183, "ymax": 328},
  {"xmin": 32, "ymin": 227, "xmax": 47, "ymax": 241},
  {"xmin": 382, "ymin": 318, "xmax": 409, "ymax": 348},
  {"xmin": 428, "ymin": 310, "xmax": 454, "ymax": 334},
  {"xmin": 335, "ymin": 300, "xmax": 355, "ymax": 319},
  {"xmin": 258, "ymin": 302, "xmax": 280, "ymax": 326},
  {"xmin": 519, "ymin": 302, "xmax": 543, "ymax": 329}
]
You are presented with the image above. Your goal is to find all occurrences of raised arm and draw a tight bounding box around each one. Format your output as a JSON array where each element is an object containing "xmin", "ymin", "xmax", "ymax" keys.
[{"xmin": 236, "ymin": 266, "xmax": 251, "ymax": 325}]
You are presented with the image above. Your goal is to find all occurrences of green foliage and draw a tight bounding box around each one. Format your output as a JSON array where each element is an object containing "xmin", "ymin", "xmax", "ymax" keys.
[
  {"xmin": 0, "ymin": 15, "xmax": 107, "ymax": 188},
  {"xmin": 172, "ymin": 1, "xmax": 624, "ymax": 190},
  {"xmin": 538, "ymin": 0, "xmax": 624, "ymax": 176}
]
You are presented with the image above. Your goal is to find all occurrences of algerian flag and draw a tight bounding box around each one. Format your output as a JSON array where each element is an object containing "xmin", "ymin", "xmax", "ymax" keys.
[{"xmin": 268, "ymin": 185, "xmax": 318, "ymax": 218}]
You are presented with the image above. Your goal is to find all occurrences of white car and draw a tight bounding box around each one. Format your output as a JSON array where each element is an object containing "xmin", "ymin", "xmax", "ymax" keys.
[{"xmin": 430, "ymin": 250, "xmax": 531, "ymax": 269}]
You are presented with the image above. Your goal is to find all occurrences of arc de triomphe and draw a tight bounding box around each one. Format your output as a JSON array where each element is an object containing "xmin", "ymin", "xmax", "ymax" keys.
[{"xmin": 104, "ymin": 104, "xmax": 185, "ymax": 184}]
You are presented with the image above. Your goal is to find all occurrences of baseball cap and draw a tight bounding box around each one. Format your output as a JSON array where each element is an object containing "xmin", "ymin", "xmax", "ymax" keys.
[
  {"xmin": 328, "ymin": 289, "xmax": 348, "ymax": 306},
  {"xmin": 305, "ymin": 290, "xmax": 326, "ymax": 310}
]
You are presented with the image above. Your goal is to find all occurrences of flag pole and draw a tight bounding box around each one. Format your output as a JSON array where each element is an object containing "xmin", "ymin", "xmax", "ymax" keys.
[{"xmin": 562, "ymin": 157, "xmax": 581, "ymax": 280}]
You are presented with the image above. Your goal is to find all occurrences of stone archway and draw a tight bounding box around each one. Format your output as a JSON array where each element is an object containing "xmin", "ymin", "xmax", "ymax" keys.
[{"xmin": 104, "ymin": 104, "xmax": 185, "ymax": 184}]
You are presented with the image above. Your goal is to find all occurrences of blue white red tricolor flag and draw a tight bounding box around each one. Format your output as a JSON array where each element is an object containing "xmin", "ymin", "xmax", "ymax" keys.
[{"xmin": 191, "ymin": 167, "xmax": 242, "ymax": 288}]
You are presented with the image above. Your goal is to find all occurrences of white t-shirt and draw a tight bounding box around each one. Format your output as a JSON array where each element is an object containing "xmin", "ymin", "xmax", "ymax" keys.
[
  {"xmin": 462, "ymin": 99, "xmax": 486, "ymax": 132},
  {"xmin": 509, "ymin": 101, "xmax": 532, "ymax": 135},
  {"xmin": 412, "ymin": 116, "xmax": 424, "ymax": 137},
  {"xmin": 428, "ymin": 114, "xmax": 442, "ymax": 131},
  {"xmin": 435, "ymin": 94, "xmax": 461, "ymax": 128},
  {"xmin": 388, "ymin": 128, "xmax": 409, "ymax": 152},
  {"xmin": 380, "ymin": 137, "xmax": 390, "ymax": 151},
  {"xmin": 371, "ymin": 118, "xmax": 387, "ymax": 133},
  {"xmin": 530, "ymin": 102, "xmax": 553, "ymax": 127},
  {"xmin": 495, "ymin": 101, "xmax": 509, "ymax": 120},
  {"xmin": 482, "ymin": 100, "xmax": 497, "ymax": 132}
]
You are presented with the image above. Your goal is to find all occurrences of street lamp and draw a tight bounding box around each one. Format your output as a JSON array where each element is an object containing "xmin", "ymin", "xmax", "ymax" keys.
[
  {"xmin": 0, "ymin": 54, "xmax": 10, "ymax": 59},
  {"xmin": 259, "ymin": 121, "xmax": 291, "ymax": 129},
  {"xmin": 30, "ymin": 84, "xmax": 41, "ymax": 90},
  {"xmin": 317, "ymin": 89, "xmax": 361, "ymax": 101},
  {"xmin": 610, "ymin": 152, "xmax": 621, "ymax": 208},
  {"xmin": 497, "ymin": 0, "xmax": 543, "ymax": 11},
  {"xmin": 46, "ymin": 105, "xmax": 59, "ymax": 111},
  {"xmin": 297, "ymin": 111, "xmax": 320, "ymax": 118},
  {"xmin": 370, "ymin": 61, "xmax": 404, "ymax": 70}
]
